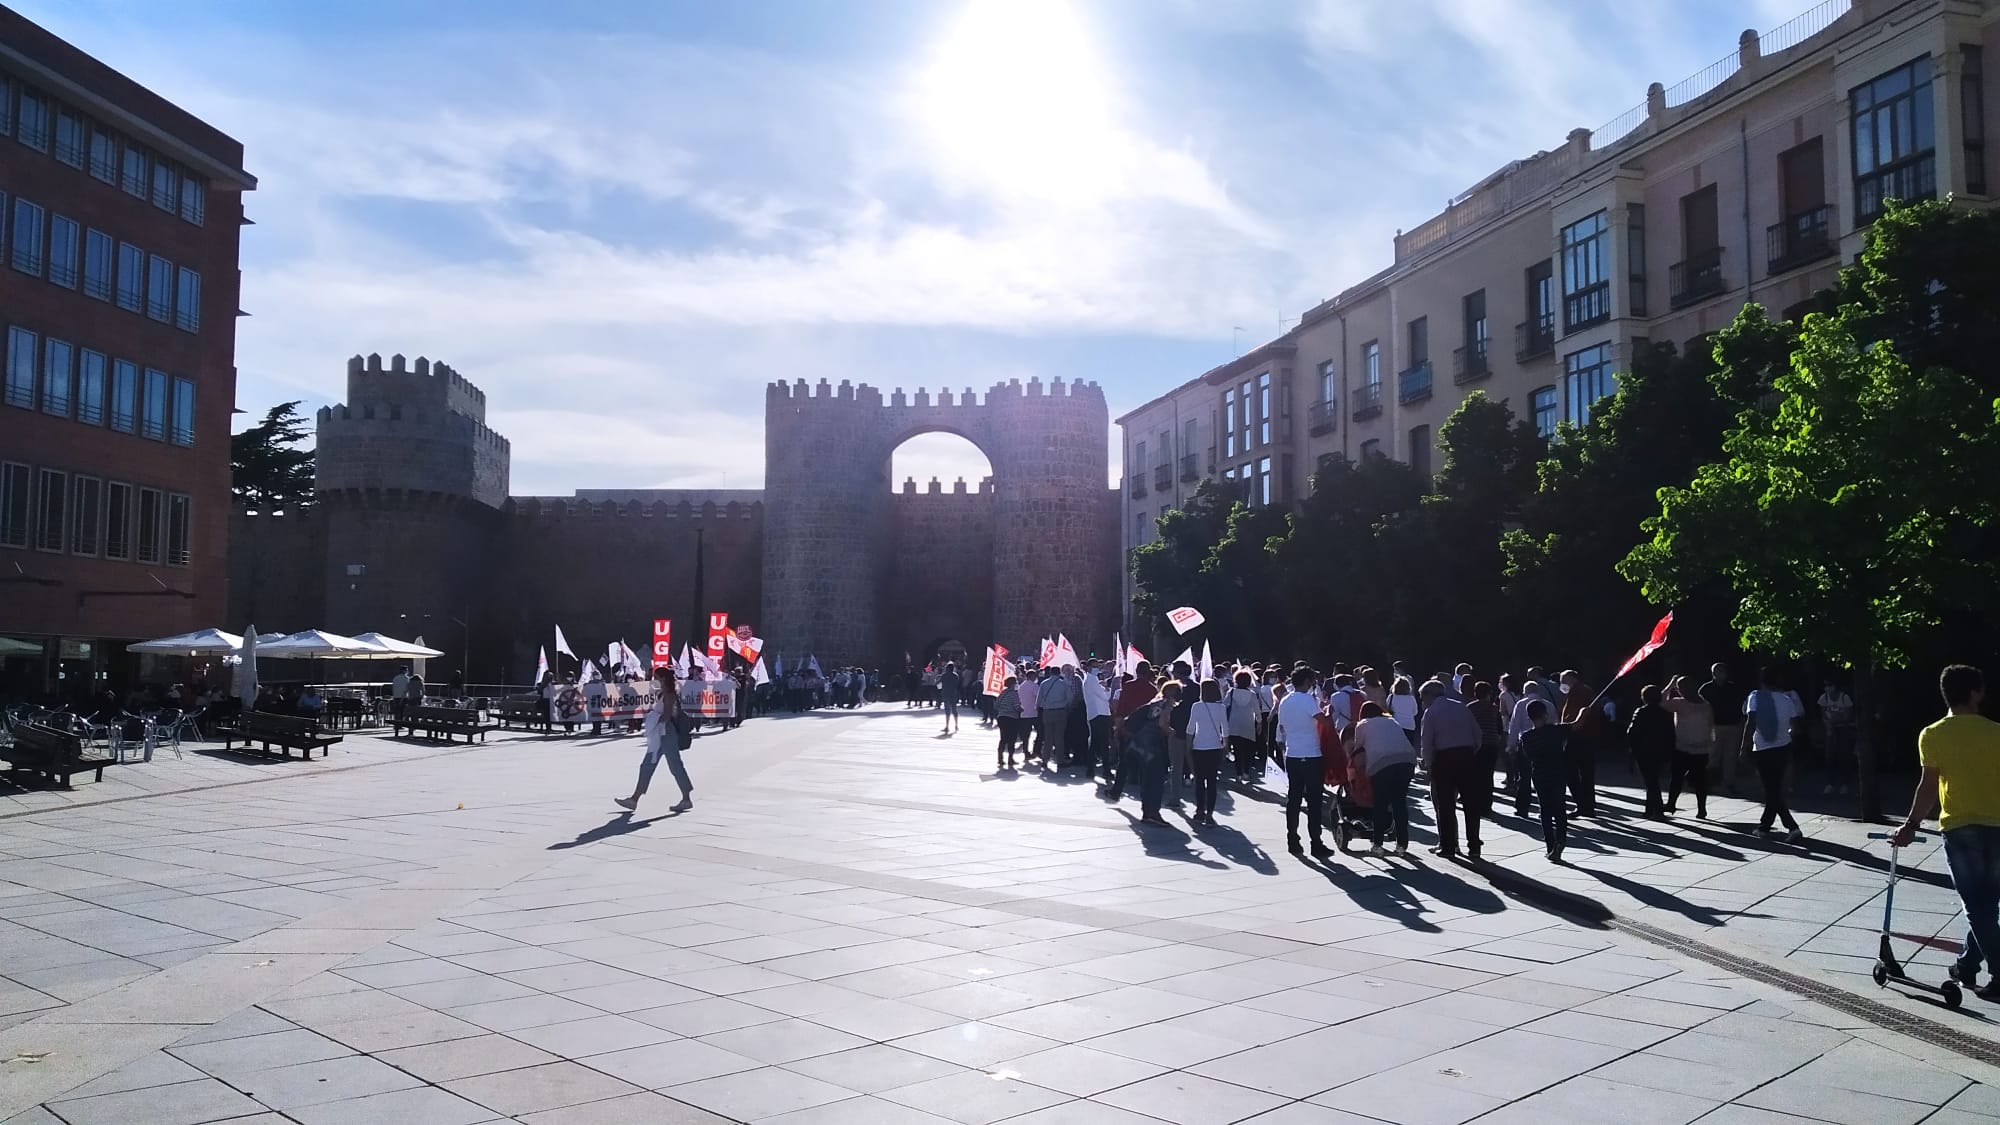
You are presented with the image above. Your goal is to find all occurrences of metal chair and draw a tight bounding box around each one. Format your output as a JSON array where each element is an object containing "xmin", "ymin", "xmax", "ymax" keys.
[{"xmin": 170, "ymin": 707, "xmax": 206, "ymax": 746}]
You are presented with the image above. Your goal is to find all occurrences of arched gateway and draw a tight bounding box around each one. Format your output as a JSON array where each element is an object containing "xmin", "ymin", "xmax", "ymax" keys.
[{"xmin": 764, "ymin": 377, "xmax": 1111, "ymax": 669}]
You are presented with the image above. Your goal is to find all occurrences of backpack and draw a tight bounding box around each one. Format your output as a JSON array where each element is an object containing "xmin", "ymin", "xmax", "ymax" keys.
[{"xmin": 1122, "ymin": 701, "xmax": 1166, "ymax": 754}]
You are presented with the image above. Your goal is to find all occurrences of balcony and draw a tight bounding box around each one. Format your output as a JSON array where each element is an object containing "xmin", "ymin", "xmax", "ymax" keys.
[
  {"xmin": 1452, "ymin": 339, "xmax": 1490, "ymax": 384},
  {"xmin": 1352, "ymin": 383, "xmax": 1383, "ymax": 421},
  {"xmin": 1515, "ymin": 319, "xmax": 1554, "ymax": 362},
  {"xmin": 1767, "ymin": 205, "xmax": 1835, "ymax": 275},
  {"xmin": 1397, "ymin": 361, "xmax": 1433, "ymax": 405},
  {"xmin": 1668, "ymin": 246, "xmax": 1725, "ymax": 309},
  {"xmin": 1128, "ymin": 474, "xmax": 1146, "ymax": 499},
  {"xmin": 1178, "ymin": 453, "xmax": 1198, "ymax": 482},
  {"xmin": 1153, "ymin": 463, "xmax": 1173, "ymax": 491},
  {"xmin": 1307, "ymin": 399, "xmax": 1338, "ymax": 435}
]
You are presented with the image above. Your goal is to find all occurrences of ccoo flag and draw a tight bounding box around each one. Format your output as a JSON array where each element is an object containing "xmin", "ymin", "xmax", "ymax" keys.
[{"xmin": 1167, "ymin": 606, "xmax": 1206, "ymax": 635}]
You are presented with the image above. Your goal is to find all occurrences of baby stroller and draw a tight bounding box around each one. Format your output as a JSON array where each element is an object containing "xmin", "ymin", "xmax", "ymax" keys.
[{"xmin": 1321, "ymin": 720, "xmax": 1375, "ymax": 851}]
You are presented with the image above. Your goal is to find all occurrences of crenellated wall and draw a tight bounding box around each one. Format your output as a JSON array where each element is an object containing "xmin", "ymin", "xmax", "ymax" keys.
[
  {"xmin": 315, "ymin": 353, "xmax": 511, "ymax": 509},
  {"xmin": 227, "ymin": 507, "xmax": 326, "ymax": 631}
]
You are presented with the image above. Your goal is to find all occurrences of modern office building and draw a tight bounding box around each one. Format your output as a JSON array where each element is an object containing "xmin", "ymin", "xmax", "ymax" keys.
[
  {"xmin": 1117, "ymin": 0, "xmax": 1986, "ymax": 638},
  {"xmin": 0, "ymin": 6, "xmax": 254, "ymax": 699}
]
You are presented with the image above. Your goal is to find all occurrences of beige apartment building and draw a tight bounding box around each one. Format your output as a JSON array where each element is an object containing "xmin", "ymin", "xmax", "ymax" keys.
[{"xmin": 1117, "ymin": 0, "xmax": 1992, "ymax": 636}]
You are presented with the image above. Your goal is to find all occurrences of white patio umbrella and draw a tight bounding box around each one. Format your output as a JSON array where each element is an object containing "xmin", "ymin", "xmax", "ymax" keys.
[
  {"xmin": 234, "ymin": 626, "xmax": 259, "ymax": 707},
  {"xmin": 128, "ymin": 628, "xmax": 245, "ymax": 656},
  {"xmin": 254, "ymin": 630, "xmax": 393, "ymax": 659},
  {"xmin": 348, "ymin": 632, "xmax": 445, "ymax": 659}
]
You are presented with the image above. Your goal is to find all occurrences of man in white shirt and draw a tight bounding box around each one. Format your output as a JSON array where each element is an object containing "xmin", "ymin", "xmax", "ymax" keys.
[
  {"xmin": 1741, "ymin": 666, "xmax": 1806, "ymax": 844},
  {"xmin": 391, "ymin": 668, "xmax": 410, "ymax": 720},
  {"xmin": 1082, "ymin": 663, "xmax": 1112, "ymax": 781},
  {"xmin": 1275, "ymin": 667, "xmax": 1333, "ymax": 859}
]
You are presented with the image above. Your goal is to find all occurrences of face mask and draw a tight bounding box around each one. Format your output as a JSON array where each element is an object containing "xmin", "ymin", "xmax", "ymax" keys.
[{"xmin": 1560, "ymin": 684, "xmax": 1571, "ymax": 694}]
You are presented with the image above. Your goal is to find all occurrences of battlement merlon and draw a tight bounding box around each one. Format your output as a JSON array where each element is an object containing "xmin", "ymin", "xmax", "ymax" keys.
[{"xmin": 345, "ymin": 353, "xmax": 491, "ymax": 422}]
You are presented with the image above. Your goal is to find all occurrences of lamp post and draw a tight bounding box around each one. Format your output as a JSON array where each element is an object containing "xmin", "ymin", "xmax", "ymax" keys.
[{"xmin": 399, "ymin": 610, "xmax": 472, "ymax": 685}]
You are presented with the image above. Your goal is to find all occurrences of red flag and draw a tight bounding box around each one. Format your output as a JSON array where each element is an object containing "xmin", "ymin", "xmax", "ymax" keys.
[{"xmin": 1615, "ymin": 612, "xmax": 1673, "ymax": 681}]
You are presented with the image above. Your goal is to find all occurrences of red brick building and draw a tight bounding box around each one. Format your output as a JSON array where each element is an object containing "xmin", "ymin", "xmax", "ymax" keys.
[{"xmin": 0, "ymin": 7, "xmax": 254, "ymax": 701}]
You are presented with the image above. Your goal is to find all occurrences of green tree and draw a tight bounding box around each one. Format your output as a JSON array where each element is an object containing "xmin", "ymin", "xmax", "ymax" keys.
[
  {"xmin": 231, "ymin": 400, "xmax": 316, "ymax": 511},
  {"xmin": 1130, "ymin": 479, "xmax": 1237, "ymax": 653},
  {"xmin": 1272, "ymin": 449, "xmax": 1425, "ymax": 663}
]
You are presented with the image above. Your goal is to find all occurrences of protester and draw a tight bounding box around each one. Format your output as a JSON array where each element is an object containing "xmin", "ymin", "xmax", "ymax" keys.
[
  {"xmin": 1389, "ymin": 676, "xmax": 1420, "ymax": 746},
  {"xmin": 1038, "ymin": 663, "xmax": 1075, "ymax": 770},
  {"xmin": 1164, "ymin": 663, "xmax": 1194, "ymax": 807},
  {"xmin": 1468, "ymin": 681, "xmax": 1506, "ymax": 830},
  {"xmin": 1132, "ymin": 681, "xmax": 1174, "ymax": 826},
  {"xmin": 1083, "ymin": 663, "xmax": 1112, "ymax": 779},
  {"xmin": 1819, "ymin": 677, "xmax": 1857, "ymax": 796},
  {"xmin": 616, "ymin": 666, "xmax": 692, "ymax": 814},
  {"xmin": 1558, "ymin": 669, "xmax": 1599, "ymax": 817},
  {"xmin": 1701, "ymin": 662, "xmax": 1748, "ymax": 795},
  {"xmin": 1741, "ymin": 666, "xmax": 1805, "ymax": 845},
  {"xmin": 1017, "ymin": 668, "xmax": 1040, "ymax": 763},
  {"xmin": 1226, "ymin": 670, "xmax": 1264, "ymax": 782},
  {"xmin": 1187, "ymin": 678, "xmax": 1229, "ymax": 827},
  {"xmin": 1626, "ymin": 684, "xmax": 1674, "ymax": 819},
  {"xmin": 1355, "ymin": 700, "xmax": 1416, "ymax": 857},
  {"xmin": 995, "ymin": 675, "xmax": 1023, "ymax": 772},
  {"xmin": 1418, "ymin": 681, "xmax": 1485, "ymax": 860},
  {"xmin": 1520, "ymin": 699, "xmax": 1570, "ymax": 861},
  {"xmin": 1663, "ymin": 674, "xmax": 1713, "ymax": 818},
  {"xmin": 1895, "ymin": 665, "xmax": 2000, "ymax": 999},
  {"xmin": 1274, "ymin": 667, "xmax": 1333, "ymax": 857},
  {"xmin": 939, "ymin": 661, "xmax": 963, "ymax": 735},
  {"xmin": 1104, "ymin": 660, "xmax": 1157, "ymax": 799}
]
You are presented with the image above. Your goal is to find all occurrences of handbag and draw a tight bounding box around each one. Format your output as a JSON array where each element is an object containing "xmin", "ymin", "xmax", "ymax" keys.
[{"xmin": 670, "ymin": 706, "xmax": 696, "ymax": 747}]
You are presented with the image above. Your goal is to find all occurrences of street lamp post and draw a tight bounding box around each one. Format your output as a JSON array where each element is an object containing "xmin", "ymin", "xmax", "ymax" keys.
[{"xmin": 399, "ymin": 610, "xmax": 472, "ymax": 685}]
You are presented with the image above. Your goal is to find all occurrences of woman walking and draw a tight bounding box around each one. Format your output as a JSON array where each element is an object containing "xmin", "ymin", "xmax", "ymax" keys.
[
  {"xmin": 616, "ymin": 666, "xmax": 693, "ymax": 813},
  {"xmin": 1389, "ymin": 677, "xmax": 1420, "ymax": 748},
  {"xmin": 995, "ymin": 675, "xmax": 1023, "ymax": 772},
  {"xmin": 1663, "ymin": 675, "xmax": 1712, "ymax": 817},
  {"xmin": 1626, "ymin": 684, "xmax": 1674, "ymax": 819},
  {"xmin": 1188, "ymin": 679, "xmax": 1230, "ymax": 826},
  {"xmin": 1355, "ymin": 701, "xmax": 1417, "ymax": 856},
  {"xmin": 1226, "ymin": 671, "xmax": 1265, "ymax": 782}
]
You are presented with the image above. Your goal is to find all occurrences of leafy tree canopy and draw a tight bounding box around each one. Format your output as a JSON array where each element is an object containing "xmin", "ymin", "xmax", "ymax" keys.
[{"xmin": 232, "ymin": 400, "xmax": 316, "ymax": 511}]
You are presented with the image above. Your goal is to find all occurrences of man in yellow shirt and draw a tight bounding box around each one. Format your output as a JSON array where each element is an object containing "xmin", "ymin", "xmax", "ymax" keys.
[{"xmin": 1894, "ymin": 665, "xmax": 2000, "ymax": 998}]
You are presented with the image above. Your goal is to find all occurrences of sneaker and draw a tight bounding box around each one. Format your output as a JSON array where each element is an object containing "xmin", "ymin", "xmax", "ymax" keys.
[
  {"xmin": 1366, "ymin": 845, "xmax": 1387, "ymax": 858},
  {"xmin": 1287, "ymin": 839, "xmax": 1305, "ymax": 855},
  {"xmin": 613, "ymin": 796, "xmax": 637, "ymax": 811},
  {"xmin": 1786, "ymin": 828, "xmax": 1805, "ymax": 846},
  {"xmin": 1392, "ymin": 844, "xmax": 1409, "ymax": 857},
  {"xmin": 670, "ymin": 796, "xmax": 693, "ymax": 812},
  {"xmin": 1951, "ymin": 963, "xmax": 1981, "ymax": 990}
]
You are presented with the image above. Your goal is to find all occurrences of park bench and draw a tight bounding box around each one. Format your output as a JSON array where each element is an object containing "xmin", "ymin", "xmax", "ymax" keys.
[
  {"xmin": 2, "ymin": 723, "xmax": 117, "ymax": 788},
  {"xmin": 223, "ymin": 712, "xmax": 342, "ymax": 759},
  {"xmin": 393, "ymin": 705, "xmax": 499, "ymax": 744},
  {"xmin": 494, "ymin": 694, "xmax": 550, "ymax": 733}
]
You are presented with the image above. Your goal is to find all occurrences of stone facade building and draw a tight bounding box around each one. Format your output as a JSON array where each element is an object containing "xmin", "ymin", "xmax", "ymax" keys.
[{"xmin": 231, "ymin": 358, "xmax": 1120, "ymax": 685}]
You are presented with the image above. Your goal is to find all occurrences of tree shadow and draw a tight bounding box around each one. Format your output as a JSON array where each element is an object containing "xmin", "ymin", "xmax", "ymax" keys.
[
  {"xmin": 548, "ymin": 811, "xmax": 680, "ymax": 850},
  {"xmin": 1299, "ymin": 856, "xmax": 1442, "ymax": 933},
  {"xmin": 1117, "ymin": 808, "xmax": 1227, "ymax": 870}
]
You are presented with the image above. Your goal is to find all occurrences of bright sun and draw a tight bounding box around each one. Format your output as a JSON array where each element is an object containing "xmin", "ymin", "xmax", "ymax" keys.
[{"xmin": 912, "ymin": 0, "xmax": 1124, "ymax": 203}]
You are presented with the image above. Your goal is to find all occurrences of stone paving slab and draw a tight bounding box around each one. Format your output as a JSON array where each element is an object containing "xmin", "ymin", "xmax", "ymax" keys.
[{"xmin": 0, "ymin": 706, "xmax": 1995, "ymax": 1124}]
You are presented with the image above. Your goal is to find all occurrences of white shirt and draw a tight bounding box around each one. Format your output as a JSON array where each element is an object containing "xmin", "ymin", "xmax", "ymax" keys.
[
  {"xmin": 1742, "ymin": 689, "xmax": 1804, "ymax": 751},
  {"xmin": 1189, "ymin": 701, "xmax": 1228, "ymax": 751},
  {"xmin": 1356, "ymin": 715, "xmax": 1417, "ymax": 775},
  {"xmin": 1275, "ymin": 690, "xmax": 1322, "ymax": 758},
  {"xmin": 1390, "ymin": 694, "xmax": 1419, "ymax": 731},
  {"xmin": 1083, "ymin": 674, "xmax": 1111, "ymax": 720},
  {"xmin": 1225, "ymin": 687, "xmax": 1262, "ymax": 740}
]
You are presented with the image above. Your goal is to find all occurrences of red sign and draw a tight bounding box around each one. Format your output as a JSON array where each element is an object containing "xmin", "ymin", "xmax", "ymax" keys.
[
  {"xmin": 652, "ymin": 618, "xmax": 672, "ymax": 668},
  {"xmin": 706, "ymin": 612, "xmax": 730, "ymax": 662}
]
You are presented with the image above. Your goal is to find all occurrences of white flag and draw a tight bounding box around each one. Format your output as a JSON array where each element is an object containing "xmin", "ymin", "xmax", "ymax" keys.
[
  {"xmin": 673, "ymin": 644, "xmax": 690, "ymax": 678},
  {"xmin": 535, "ymin": 645, "xmax": 549, "ymax": 684},
  {"xmin": 806, "ymin": 654, "xmax": 822, "ymax": 675},
  {"xmin": 1167, "ymin": 606, "xmax": 1206, "ymax": 635},
  {"xmin": 1127, "ymin": 643, "xmax": 1146, "ymax": 670},
  {"xmin": 1173, "ymin": 647, "xmax": 1194, "ymax": 676},
  {"xmin": 1198, "ymin": 641, "xmax": 1214, "ymax": 683},
  {"xmin": 554, "ymin": 625, "xmax": 576, "ymax": 659},
  {"xmin": 580, "ymin": 659, "xmax": 602, "ymax": 683},
  {"xmin": 1053, "ymin": 634, "xmax": 1081, "ymax": 669},
  {"xmin": 1112, "ymin": 632, "xmax": 1124, "ymax": 677},
  {"xmin": 752, "ymin": 657, "xmax": 771, "ymax": 685}
]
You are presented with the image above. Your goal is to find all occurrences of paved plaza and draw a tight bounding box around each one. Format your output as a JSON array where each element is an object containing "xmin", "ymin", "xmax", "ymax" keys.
[{"xmin": 2, "ymin": 706, "xmax": 1999, "ymax": 1125}]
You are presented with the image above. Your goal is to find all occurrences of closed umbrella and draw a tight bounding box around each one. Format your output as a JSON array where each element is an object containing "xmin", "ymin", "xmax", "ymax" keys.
[{"xmin": 235, "ymin": 626, "xmax": 259, "ymax": 707}]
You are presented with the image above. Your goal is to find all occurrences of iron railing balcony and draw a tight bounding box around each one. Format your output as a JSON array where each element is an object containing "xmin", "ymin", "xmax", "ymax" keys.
[
  {"xmin": 1307, "ymin": 399, "xmax": 1337, "ymax": 435},
  {"xmin": 1767, "ymin": 205, "xmax": 1835, "ymax": 274},
  {"xmin": 1515, "ymin": 319, "xmax": 1554, "ymax": 362},
  {"xmin": 1397, "ymin": 361, "xmax": 1433, "ymax": 405},
  {"xmin": 1178, "ymin": 453, "xmax": 1198, "ymax": 482},
  {"xmin": 1669, "ymin": 246, "xmax": 1725, "ymax": 309},
  {"xmin": 1453, "ymin": 339, "xmax": 1490, "ymax": 384},
  {"xmin": 1128, "ymin": 474, "xmax": 1146, "ymax": 499},
  {"xmin": 1152, "ymin": 463, "xmax": 1173, "ymax": 490},
  {"xmin": 1351, "ymin": 383, "xmax": 1382, "ymax": 421}
]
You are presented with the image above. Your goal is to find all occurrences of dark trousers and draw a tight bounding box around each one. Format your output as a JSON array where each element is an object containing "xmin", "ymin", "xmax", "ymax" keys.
[
  {"xmin": 1229, "ymin": 735, "xmax": 1260, "ymax": 780},
  {"xmin": 1371, "ymin": 762, "xmax": 1415, "ymax": 848},
  {"xmin": 1068, "ymin": 705, "xmax": 1090, "ymax": 772},
  {"xmin": 1088, "ymin": 716, "xmax": 1112, "ymax": 779},
  {"xmin": 1945, "ymin": 825, "xmax": 2000, "ymax": 979},
  {"xmin": 996, "ymin": 717, "xmax": 1020, "ymax": 766},
  {"xmin": 1284, "ymin": 755, "xmax": 1326, "ymax": 844},
  {"xmin": 1633, "ymin": 747, "xmax": 1666, "ymax": 816},
  {"xmin": 1568, "ymin": 738, "xmax": 1597, "ymax": 816},
  {"xmin": 1428, "ymin": 747, "xmax": 1483, "ymax": 853},
  {"xmin": 1138, "ymin": 742, "xmax": 1167, "ymax": 816},
  {"xmin": 1667, "ymin": 750, "xmax": 1708, "ymax": 814},
  {"xmin": 1513, "ymin": 756, "xmax": 1535, "ymax": 816},
  {"xmin": 1533, "ymin": 766, "xmax": 1568, "ymax": 852},
  {"xmin": 1755, "ymin": 744, "xmax": 1800, "ymax": 833},
  {"xmin": 1192, "ymin": 748, "xmax": 1226, "ymax": 817}
]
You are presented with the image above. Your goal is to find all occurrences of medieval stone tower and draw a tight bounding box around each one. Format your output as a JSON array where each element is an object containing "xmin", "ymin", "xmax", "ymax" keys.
[
  {"xmin": 763, "ymin": 376, "xmax": 1109, "ymax": 667},
  {"xmin": 313, "ymin": 354, "xmax": 510, "ymax": 639}
]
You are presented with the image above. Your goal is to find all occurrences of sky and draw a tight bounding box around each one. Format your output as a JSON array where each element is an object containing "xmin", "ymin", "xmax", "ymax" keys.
[{"xmin": 27, "ymin": 0, "xmax": 1820, "ymax": 496}]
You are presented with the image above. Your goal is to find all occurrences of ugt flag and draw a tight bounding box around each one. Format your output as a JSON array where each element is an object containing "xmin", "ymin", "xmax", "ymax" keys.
[{"xmin": 1615, "ymin": 611, "xmax": 1674, "ymax": 681}]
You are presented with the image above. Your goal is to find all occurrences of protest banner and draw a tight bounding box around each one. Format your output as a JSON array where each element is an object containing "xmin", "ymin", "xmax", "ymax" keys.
[
  {"xmin": 548, "ymin": 679, "xmax": 659, "ymax": 726},
  {"xmin": 706, "ymin": 612, "xmax": 730, "ymax": 666}
]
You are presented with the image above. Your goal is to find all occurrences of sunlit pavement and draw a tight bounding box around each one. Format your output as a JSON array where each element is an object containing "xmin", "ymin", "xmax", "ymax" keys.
[{"xmin": 2, "ymin": 704, "xmax": 1996, "ymax": 1125}]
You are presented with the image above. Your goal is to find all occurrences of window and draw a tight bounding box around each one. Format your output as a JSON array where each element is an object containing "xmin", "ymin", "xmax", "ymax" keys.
[
  {"xmin": 1965, "ymin": 46, "xmax": 1986, "ymax": 195},
  {"xmin": 104, "ymin": 482, "xmax": 132, "ymax": 560},
  {"xmin": 1363, "ymin": 341, "xmax": 1381, "ymax": 389},
  {"xmin": 1182, "ymin": 418, "xmax": 1197, "ymax": 462},
  {"xmin": 1359, "ymin": 438, "xmax": 1381, "ymax": 460},
  {"xmin": 1317, "ymin": 360, "xmax": 1335, "ymax": 404},
  {"xmin": 1256, "ymin": 371, "xmax": 1272, "ymax": 446},
  {"xmin": 70, "ymin": 476, "xmax": 101, "ymax": 556},
  {"xmin": 1627, "ymin": 203, "xmax": 1647, "ymax": 316},
  {"xmin": 169, "ymin": 377, "xmax": 196, "ymax": 446},
  {"xmin": 142, "ymin": 368, "xmax": 168, "ymax": 439},
  {"xmin": 41, "ymin": 338, "xmax": 71, "ymax": 418},
  {"xmin": 146, "ymin": 254, "xmax": 174, "ymax": 321},
  {"xmin": 89, "ymin": 126, "xmax": 116, "ymax": 182},
  {"xmin": 35, "ymin": 469, "xmax": 65, "ymax": 552},
  {"xmin": 16, "ymin": 88, "xmax": 48, "ymax": 151},
  {"xmin": 4, "ymin": 327, "xmax": 34, "ymax": 409},
  {"xmin": 1561, "ymin": 210, "xmax": 1610, "ymax": 331},
  {"xmin": 0, "ymin": 463, "xmax": 27, "ymax": 548},
  {"xmin": 175, "ymin": 267, "xmax": 201, "ymax": 332},
  {"xmin": 116, "ymin": 243, "xmax": 143, "ymax": 311},
  {"xmin": 1852, "ymin": 56, "xmax": 1936, "ymax": 222},
  {"xmin": 179, "ymin": 173, "xmax": 204, "ymax": 225},
  {"xmin": 1134, "ymin": 511, "xmax": 1148, "ymax": 545},
  {"xmin": 1407, "ymin": 317, "xmax": 1429, "ymax": 366},
  {"xmin": 121, "ymin": 145, "xmax": 147, "ymax": 197},
  {"xmin": 11, "ymin": 197, "xmax": 44, "ymax": 276},
  {"xmin": 151, "ymin": 159, "xmax": 178, "ymax": 212},
  {"xmin": 1157, "ymin": 429, "xmax": 1171, "ymax": 465},
  {"xmin": 1222, "ymin": 388, "xmax": 1237, "ymax": 458},
  {"xmin": 1532, "ymin": 385, "xmax": 1558, "ymax": 438},
  {"xmin": 1563, "ymin": 344, "xmax": 1616, "ymax": 428},
  {"xmin": 47, "ymin": 215, "xmax": 78, "ymax": 288},
  {"xmin": 1410, "ymin": 425, "xmax": 1432, "ymax": 478},
  {"xmin": 1527, "ymin": 259, "xmax": 1555, "ymax": 336},
  {"xmin": 111, "ymin": 360, "xmax": 137, "ymax": 432},
  {"xmin": 53, "ymin": 108, "xmax": 83, "ymax": 167},
  {"xmin": 1463, "ymin": 290, "xmax": 1487, "ymax": 352},
  {"xmin": 83, "ymin": 229, "xmax": 112, "ymax": 299},
  {"xmin": 166, "ymin": 493, "xmax": 190, "ymax": 566},
  {"xmin": 1252, "ymin": 456, "xmax": 1273, "ymax": 506},
  {"xmin": 136, "ymin": 487, "xmax": 162, "ymax": 563},
  {"xmin": 1134, "ymin": 439, "xmax": 1147, "ymax": 479},
  {"xmin": 0, "ymin": 76, "xmax": 11, "ymax": 137},
  {"xmin": 78, "ymin": 350, "xmax": 105, "ymax": 425}
]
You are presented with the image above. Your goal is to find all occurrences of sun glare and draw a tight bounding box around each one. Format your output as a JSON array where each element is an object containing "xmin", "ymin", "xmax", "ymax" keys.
[{"xmin": 913, "ymin": 0, "xmax": 1124, "ymax": 203}]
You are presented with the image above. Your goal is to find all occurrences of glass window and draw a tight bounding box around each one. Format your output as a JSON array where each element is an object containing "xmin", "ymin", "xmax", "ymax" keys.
[
  {"xmin": 35, "ymin": 469, "xmax": 65, "ymax": 552},
  {"xmin": 175, "ymin": 267, "xmax": 201, "ymax": 332},
  {"xmin": 166, "ymin": 493, "xmax": 190, "ymax": 566},
  {"xmin": 1563, "ymin": 344, "xmax": 1616, "ymax": 428},
  {"xmin": 70, "ymin": 476, "xmax": 100, "ymax": 556},
  {"xmin": 1223, "ymin": 389, "xmax": 1237, "ymax": 458},
  {"xmin": 53, "ymin": 108, "xmax": 83, "ymax": 166},
  {"xmin": 142, "ymin": 368, "xmax": 168, "ymax": 439},
  {"xmin": 104, "ymin": 481, "xmax": 132, "ymax": 560},
  {"xmin": 17, "ymin": 87, "xmax": 48, "ymax": 151},
  {"xmin": 121, "ymin": 144, "xmax": 147, "ymax": 197},
  {"xmin": 111, "ymin": 360, "xmax": 137, "ymax": 432},
  {"xmin": 11, "ymin": 197, "xmax": 44, "ymax": 275},
  {"xmin": 1363, "ymin": 341, "xmax": 1381, "ymax": 387},
  {"xmin": 1852, "ymin": 56, "xmax": 1936, "ymax": 222},
  {"xmin": 0, "ymin": 76, "xmax": 11, "ymax": 136},
  {"xmin": 89, "ymin": 126, "xmax": 116, "ymax": 182},
  {"xmin": 1256, "ymin": 371, "xmax": 1272, "ymax": 446},
  {"xmin": 47, "ymin": 214, "xmax": 78, "ymax": 288},
  {"xmin": 1255, "ymin": 456, "xmax": 1273, "ymax": 506},
  {"xmin": 4, "ymin": 327, "xmax": 34, "ymax": 409},
  {"xmin": 41, "ymin": 337, "xmax": 71, "ymax": 418},
  {"xmin": 1156, "ymin": 429, "xmax": 1171, "ymax": 465},
  {"xmin": 136, "ymin": 487, "xmax": 162, "ymax": 563},
  {"xmin": 1133, "ymin": 511, "xmax": 1147, "ymax": 545},
  {"xmin": 77, "ymin": 349, "xmax": 105, "ymax": 425},
  {"xmin": 1317, "ymin": 360, "xmax": 1334, "ymax": 403},
  {"xmin": 116, "ymin": 242, "xmax": 143, "ymax": 311},
  {"xmin": 1134, "ymin": 440, "xmax": 1146, "ymax": 479},
  {"xmin": 1965, "ymin": 46, "xmax": 1987, "ymax": 195},
  {"xmin": 0, "ymin": 463, "xmax": 28, "ymax": 548},
  {"xmin": 146, "ymin": 254, "xmax": 174, "ymax": 321},
  {"xmin": 180, "ymin": 173, "xmax": 205, "ymax": 224},
  {"xmin": 151, "ymin": 159, "xmax": 178, "ymax": 212},
  {"xmin": 1561, "ymin": 211, "xmax": 1610, "ymax": 331},
  {"xmin": 171, "ymin": 377, "xmax": 195, "ymax": 446},
  {"xmin": 82, "ymin": 228, "xmax": 112, "ymax": 300},
  {"xmin": 1532, "ymin": 385, "xmax": 1558, "ymax": 438}
]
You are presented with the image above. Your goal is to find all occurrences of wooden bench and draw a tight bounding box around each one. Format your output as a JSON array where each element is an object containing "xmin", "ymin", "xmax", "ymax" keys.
[
  {"xmin": 223, "ymin": 712, "xmax": 343, "ymax": 759},
  {"xmin": 393, "ymin": 705, "xmax": 500, "ymax": 744},
  {"xmin": 494, "ymin": 695, "xmax": 550, "ymax": 733},
  {"xmin": 2, "ymin": 724, "xmax": 117, "ymax": 788}
]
